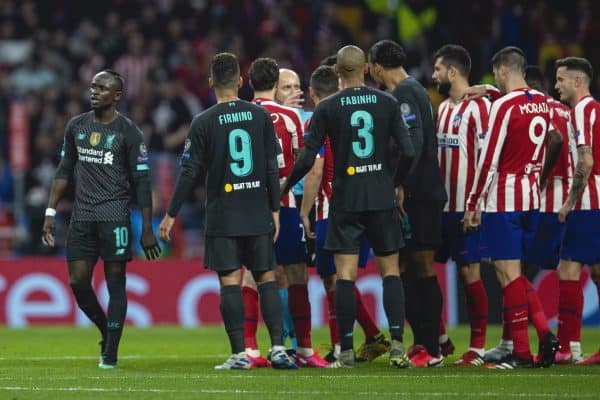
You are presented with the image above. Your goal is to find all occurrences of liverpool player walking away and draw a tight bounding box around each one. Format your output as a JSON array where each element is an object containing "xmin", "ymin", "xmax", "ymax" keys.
[
  {"xmin": 158, "ymin": 53, "xmax": 297, "ymax": 370},
  {"xmin": 300, "ymin": 65, "xmax": 392, "ymax": 363},
  {"xmin": 463, "ymin": 47, "xmax": 560, "ymax": 369},
  {"xmin": 553, "ymin": 57, "xmax": 600, "ymax": 365},
  {"xmin": 368, "ymin": 39, "xmax": 449, "ymax": 367},
  {"xmin": 283, "ymin": 45, "xmax": 415, "ymax": 369},
  {"xmin": 431, "ymin": 44, "xmax": 490, "ymax": 366},
  {"xmin": 42, "ymin": 70, "xmax": 162, "ymax": 369}
]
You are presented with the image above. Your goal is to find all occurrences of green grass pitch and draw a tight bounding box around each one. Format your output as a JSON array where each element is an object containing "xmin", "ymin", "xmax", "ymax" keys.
[{"xmin": 0, "ymin": 325, "xmax": 598, "ymax": 399}]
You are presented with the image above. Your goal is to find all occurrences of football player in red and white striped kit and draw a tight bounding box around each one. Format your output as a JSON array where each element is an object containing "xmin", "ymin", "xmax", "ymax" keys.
[
  {"xmin": 554, "ymin": 57, "xmax": 600, "ymax": 365},
  {"xmin": 431, "ymin": 44, "xmax": 490, "ymax": 366},
  {"xmin": 463, "ymin": 46, "xmax": 560, "ymax": 369},
  {"xmin": 521, "ymin": 66, "xmax": 582, "ymax": 364}
]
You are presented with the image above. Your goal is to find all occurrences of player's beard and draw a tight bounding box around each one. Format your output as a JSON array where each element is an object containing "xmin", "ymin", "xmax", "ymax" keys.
[{"xmin": 437, "ymin": 80, "xmax": 451, "ymax": 96}]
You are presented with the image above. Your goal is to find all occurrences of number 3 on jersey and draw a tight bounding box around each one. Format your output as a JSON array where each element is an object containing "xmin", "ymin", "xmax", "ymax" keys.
[
  {"xmin": 228, "ymin": 129, "xmax": 253, "ymax": 177},
  {"xmin": 351, "ymin": 110, "xmax": 374, "ymax": 158}
]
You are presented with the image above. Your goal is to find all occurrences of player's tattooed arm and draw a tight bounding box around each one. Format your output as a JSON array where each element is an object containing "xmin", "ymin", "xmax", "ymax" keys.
[
  {"xmin": 559, "ymin": 145, "xmax": 593, "ymax": 222},
  {"xmin": 539, "ymin": 129, "xmax": 563, "ymax": 191}
]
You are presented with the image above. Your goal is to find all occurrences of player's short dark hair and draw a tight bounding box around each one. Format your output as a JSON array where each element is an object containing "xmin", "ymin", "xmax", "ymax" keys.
[
  {"xmin": 433, "ymin": 44, "xmax": 471, "ymax": 77},
  {"xmin": 491, "ymin": 46, "xmax": 526, "ymax": 74},
  {"xmin": 368, "ymin": 40, "xmax": 406, "ymax": 69},
  {"xmin": 525, "ymin": 65, "xmax": 545, "ymax": 92},
  {"xmin": 310, "ymin": 65, "xmax": 338, "ymax": 98},
  {"xmin": 555, "ymin": 57, "xmax": 594, "ymax": 81},
  {"xmin": 101, "ymin": 69, "xmax": 124, "ymax": 91},
  {"xmin": 248, "ymin": 57, "xmax": 279, "ymax": 91},
  {"xmin": 210, "ymin": 53, "xmax": 240, "ymax": 88},
  {"xmin": 320, "ymin": 54, "xmax": 337, "ymax": 66}
]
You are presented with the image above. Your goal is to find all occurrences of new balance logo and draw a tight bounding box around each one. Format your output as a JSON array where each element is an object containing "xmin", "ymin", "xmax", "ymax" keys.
[{"xmin": 115, "ymin": 248, "xmax": 125, "ymax": 255}]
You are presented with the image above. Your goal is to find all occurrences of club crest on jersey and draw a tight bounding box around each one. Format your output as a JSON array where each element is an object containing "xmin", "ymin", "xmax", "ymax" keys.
[
  {"xmin": 90, "ymin": 132, "xmax": 101, "ymax": 147},
  {"xmin": 139, "ymin": 143, "xmax": 148, "ymax": 156},
  {"xmin": 452, "ymin": 114, "xmax": 463, "ymax": 128},
  {"xmin": 105, "ymin": 134, "xmax": 115, "ymax": 149}
]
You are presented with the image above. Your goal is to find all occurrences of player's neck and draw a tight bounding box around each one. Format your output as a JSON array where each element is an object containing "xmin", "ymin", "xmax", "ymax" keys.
[
  {"xmin": 253, "ymin": 89, "xmax": 276, "ymax": 101},
  {"xmin": 449, "ymin": 80, "xmax": 469, "ymax": 103},
  {"xmin": 215, "ymin": 89, "xmax": 240, "ymax": 103},
  {"xmin": 570, "ymin": 90, "xmax": 591, "ymax": 107},
  {"xmin": 92, "ymin": 108, "xmax": 118, "ymax": 124},
  {"xmin": 340, "ymin": 77, "xmax": 364, "ymax": 89},
  {"xmin": 383, "ymin": 67, "xmax": 408, "ymax": 91},
  {"xmin": 504, "ymin": 76, "xmax": 528, "ymax": 93}
]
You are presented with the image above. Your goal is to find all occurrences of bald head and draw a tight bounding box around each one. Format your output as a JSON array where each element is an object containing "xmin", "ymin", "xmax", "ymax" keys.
[
  {"xmin": 336, "ymin": 45, "xmax": 366, "ymax": 78},
  {"xmin": 276, "ymin": 68, "xmax": 302, "ymax": 105}
]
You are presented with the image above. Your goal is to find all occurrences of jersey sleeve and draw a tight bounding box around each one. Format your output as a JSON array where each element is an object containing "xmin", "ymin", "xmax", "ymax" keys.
[
  {"xmin": 473, "ymin": 98, "xmax": 491, "ymax": 151},
  {"xmin": 466, "ymin": 100, "xmax": 510, "ymax": 211},
  {"xmin": 124, "ymin": 122, "xmax": 152, "ymax": 208},
  {"xmin": 391, "ymin": 101, "xmax": 415, "ymax": 187},
  {"xmin": 290, "ymin": 108, "xmax": 304, "ymax": 150},
  {"xmin": 286, "ymin": 103, "xmax": 326, "ymax": 188},
  {"xmin": 55, "ymin": 118, "xmax": 78, "ymax": 181},
  {"xmin": 394, "ymin": 88, "xmax": 424, "ymax": 161},
  {"xmin": 167, "ymin": 117, "xmax": 206, "ymax": 217},
  {"xmin": 573, "ymin": 101, "xmax": 593, "ymax": 147},
  {"xmin": 264, "ymin": 114, "xmax": 281, "ymax": 212}
]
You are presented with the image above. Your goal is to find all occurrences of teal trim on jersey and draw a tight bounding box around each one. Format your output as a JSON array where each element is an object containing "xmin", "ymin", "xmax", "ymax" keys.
[{"xmin": 136, "ymin": 164, "xmax": 149, "ymax": 171}]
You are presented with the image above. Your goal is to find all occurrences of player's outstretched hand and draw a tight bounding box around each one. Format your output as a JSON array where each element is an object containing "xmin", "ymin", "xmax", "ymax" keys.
[
  {"xmin": 558, "ymin": 203, "xmax": 570, "ymax": 223},
  {"xmin": 42, "ymin": 216, "xmax": 56, "ymax": 247},
  {"xmin": 300, "ymin": 214, "xmax": 315, "ymax": 239},
  {"xmin": 140, "ymin": 227, "xmax": 161, "ymax": 260},
  {"xmin": 158, "ymin": 214, "xmax": 175, "ymax": 243},
  {"xmin": 462, "ymin": 85, "xmax": 487, "ymax": 101},
  {"xmin": 280, "ymin": 178, "xmax": 289, "ymax": 198},
  {"xmin": 283, "ymin": 89, "xmax": 304, "ymax": 109},
  {"xmin": 462, "ymin": 210, "xmax": 481, "ymax": 232},
  {"xmin": 272, "ymin": 211, "xmax": 280, "ymax": 243}
]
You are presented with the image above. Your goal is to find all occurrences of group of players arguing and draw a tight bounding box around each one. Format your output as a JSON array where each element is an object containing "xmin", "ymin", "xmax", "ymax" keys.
[{"xmin": 41, "ymin": 38, "xmax": 599, "ymax": 370}]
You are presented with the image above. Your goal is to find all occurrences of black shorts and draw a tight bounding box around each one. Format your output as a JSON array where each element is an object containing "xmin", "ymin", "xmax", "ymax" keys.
[
  {"xmin": 66, "ymin": 220, "xmax": 132, "ymax": 262},
  {"xmin": 325, "ymin": 208, "xmax": 403, "ymax": 257},
  {"xmin": 204, "ymin": 233, "xmax": 275, "ymax": 272},
  {"xmin": 400, "ymin": 197, "xmax": 443, "ymax": 252}
]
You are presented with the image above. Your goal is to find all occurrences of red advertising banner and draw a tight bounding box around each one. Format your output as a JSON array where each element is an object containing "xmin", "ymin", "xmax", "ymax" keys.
[{"xmin": 0, "ymin": 258, "xmax": 454, "ymax": 327}]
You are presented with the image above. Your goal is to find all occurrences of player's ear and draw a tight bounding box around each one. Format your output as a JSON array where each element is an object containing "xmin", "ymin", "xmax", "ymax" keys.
[
  {"xmin": 114, "ymin": 90, "xmax": 122, "ymax": 103},
  {"xmin": 362, "ymin": 63, "xmax": 368, "ymax": 75},
  {"xmin": 208, "ymin": 77, "xmax": 214, "ymax": 89},
  {"xmin": 238, "ymin": 76, "xmax": 243, "ymax": 88},
  {"xmin": 308, "ymin": 86, "xmax": 317, "ymax": 103}
]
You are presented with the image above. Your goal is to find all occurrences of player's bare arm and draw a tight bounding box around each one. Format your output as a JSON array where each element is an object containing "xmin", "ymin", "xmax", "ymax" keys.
[
  {"xmin": 559, "ymin": 145, "xmax": 594, "ymax": 222},
  {"xmin": 42, "ymin": 178, "xmax": 70, "ymax": 248},
  {"xmin": 539, "ymin": 129, "xmax": 564, "ymax": 191},
  {"xmin": 299, "ymin": 157, "xmax": 324, "ymax": 239}
]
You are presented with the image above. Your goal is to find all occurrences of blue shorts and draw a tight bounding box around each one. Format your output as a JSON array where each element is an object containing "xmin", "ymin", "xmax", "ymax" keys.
[
  {"xmin": 435, "ymin": 212, "xmax": 483, "ymax": 265},
  {"xmin": 274, "ymin": 207, "xmax": 307, "ymax": 265},
  {"xmin": 560, "ymin": 210, "xmax": 600, "ymax": 265},
  {"xmin": 315, "ymin": 218, "xmax": 370, "ymax": 276},
  {"xmin": 482, "ymin": 210, "xmax": 540, "ymax": 261},
  {"xmin": 526, "ymin": 212, "xmax": 565, "ymax": 269}
]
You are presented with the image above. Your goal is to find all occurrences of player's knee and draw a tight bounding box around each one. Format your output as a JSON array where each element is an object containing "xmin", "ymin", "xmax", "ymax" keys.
[
  {"xmin": 252, "ymin": 269, "xmax": 275, "ymax": 285},
  {"xmin": 591, "ymin": 265, "xmax": 600, "ymax": 285},
  {"xmin": 284, "ymin": 263, "xmax": 307, "ymax": 285},
  {"xmin": 557, "ymin": 261, "xmax": 581, "ymax": 280}
]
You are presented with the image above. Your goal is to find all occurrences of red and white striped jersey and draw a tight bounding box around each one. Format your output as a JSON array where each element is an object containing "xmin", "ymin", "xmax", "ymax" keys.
[
  {"xmin": 252, "ymin": 98, "xmax": 304, "ymax": 207},
  {"xmin": 570, "ymin": 96, "xmax": 600, "ymax": 210},
  {"xmin": 540, "ymin": 98, "xmax": 575, "ymax": 212},
  {"xmin": 466, "ymin": 88, "xmax": 553, "ymax": 212},
  {"xmin": 437, "ymin": 97, "xmax": 490, "ymax": 212},
  {"xmin": 303, "ymin": 117, "xmax": 333, "ymax": 220}
]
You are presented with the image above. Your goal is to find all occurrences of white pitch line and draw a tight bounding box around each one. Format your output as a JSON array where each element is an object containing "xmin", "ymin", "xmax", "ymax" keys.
[{"xmin": 0, "ymin": 386, "xmax": 597, "ymax": 398}]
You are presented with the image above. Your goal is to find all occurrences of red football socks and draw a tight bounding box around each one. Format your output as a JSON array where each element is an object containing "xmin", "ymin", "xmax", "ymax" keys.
[
  {"xmin": 465, "ymin": 280, "xmax": 488, "ymax": 349},
  {"xmin": 242, "ymin": 286, "xmax": 259, "ymax": 349},
  {"xmin": 557, "ymin": 279, "xmax": 583, "ymax": 345},
  {"xmin": 288, "ymin": 284, "xmax": 312, "ymax": 348}
]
